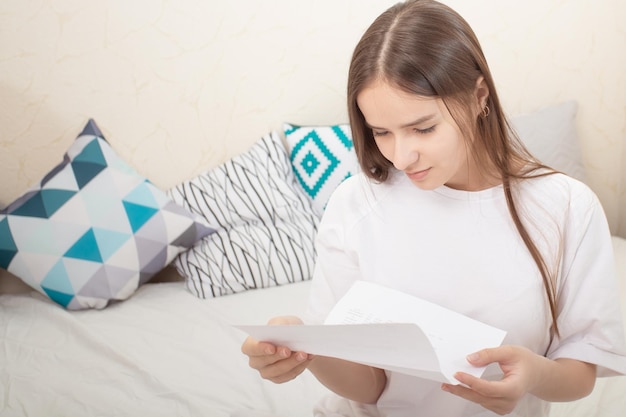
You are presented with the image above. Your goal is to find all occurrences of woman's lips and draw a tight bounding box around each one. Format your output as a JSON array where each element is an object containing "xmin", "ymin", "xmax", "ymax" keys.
[{"xmin": 406, "ymin": 168, "xmax": 431, "ymax": 181}]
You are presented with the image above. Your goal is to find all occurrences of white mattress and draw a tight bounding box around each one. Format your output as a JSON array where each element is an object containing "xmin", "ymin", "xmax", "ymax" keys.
[{"xmin": 1, "ymin": 236, "xmax": 625, "ymax": 417}]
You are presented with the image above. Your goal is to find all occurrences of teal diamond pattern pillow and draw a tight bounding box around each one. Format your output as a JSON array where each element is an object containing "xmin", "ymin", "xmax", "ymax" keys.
[
  {"xmin": 0, "ymin": 119, "xmax": 215, "ymax": 310},
  {"xmin": 284, "ymin": 123, "xmax": 359, "ymax": 216}
]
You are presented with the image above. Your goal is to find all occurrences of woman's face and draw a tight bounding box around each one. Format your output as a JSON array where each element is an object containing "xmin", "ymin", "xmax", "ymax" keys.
[{"xmin": 357, "ymin": 80, "xmax": 481, "ymax": 191}]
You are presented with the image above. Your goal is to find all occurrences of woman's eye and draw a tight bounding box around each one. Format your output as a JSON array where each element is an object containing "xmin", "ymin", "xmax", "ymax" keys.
[
  {"xmin": 415, "ymin": 126, "xmax": 435, "ymax": 134},
  {"xmin": 372, "ymin": 130, "xmax": 388, "ymax": 137}
]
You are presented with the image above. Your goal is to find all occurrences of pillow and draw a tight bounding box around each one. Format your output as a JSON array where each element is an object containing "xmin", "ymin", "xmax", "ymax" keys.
[
  {"xmin": 511, "ymin": 100, "xmax": 587, "ymax": 182},
  {"xmin": 0, "ymin": 119, "xmax": 215, "ymax": 310},
  {"xmin": 168, "ymin": 131, "xmax": 319, "ymax": 299},
  {"xmin": 284, "ymin": 123, "xmax": 359, "ymax": 216}
]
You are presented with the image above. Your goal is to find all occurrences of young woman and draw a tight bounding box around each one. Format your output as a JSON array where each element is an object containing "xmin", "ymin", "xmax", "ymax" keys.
[{"xmin": 242, "ymin": 1, "xmax": 626, "ymax": 415}]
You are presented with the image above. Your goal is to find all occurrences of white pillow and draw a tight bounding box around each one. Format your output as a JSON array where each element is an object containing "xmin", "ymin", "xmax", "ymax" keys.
[{"xmin": 510, "ymin": 100, "xmax": 586, "ymax": 182}]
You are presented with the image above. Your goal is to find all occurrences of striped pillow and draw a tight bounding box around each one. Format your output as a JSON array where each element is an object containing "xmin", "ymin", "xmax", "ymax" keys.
[{"xmin": 168, "ymin": 132, "xmax": 319, "ymax": 298}]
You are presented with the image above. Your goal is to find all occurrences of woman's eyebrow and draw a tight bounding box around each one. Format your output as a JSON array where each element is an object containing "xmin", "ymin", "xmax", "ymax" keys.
[{"xmin": 365, "ymin": 114, "xmax": 437, "ymax": 130}]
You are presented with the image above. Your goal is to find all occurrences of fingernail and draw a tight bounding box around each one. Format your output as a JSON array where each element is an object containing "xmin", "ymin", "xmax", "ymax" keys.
[
  {"xmin": 296, "ymin": 352, "xmax": 307, "ymax": 362},
  {"xmin": 467, "ymin": 352, "xmax": 479, "ymax": 362}
]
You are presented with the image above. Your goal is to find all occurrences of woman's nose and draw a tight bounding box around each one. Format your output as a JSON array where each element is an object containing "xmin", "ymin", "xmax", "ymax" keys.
[{"xmin": 392, "ymin": 137, "xmax": 419, "ymax": 171}]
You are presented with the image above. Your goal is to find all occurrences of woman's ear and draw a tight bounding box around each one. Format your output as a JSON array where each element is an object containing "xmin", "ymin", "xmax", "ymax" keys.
[{"xmin": 474, "ymin": 76, "xmax": 490, "ymax": 115}]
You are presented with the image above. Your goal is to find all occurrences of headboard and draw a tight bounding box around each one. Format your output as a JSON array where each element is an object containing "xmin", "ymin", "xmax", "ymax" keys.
[{"xmin": 1, "ymin": 0, "xmax": 624, "ymax": 235}]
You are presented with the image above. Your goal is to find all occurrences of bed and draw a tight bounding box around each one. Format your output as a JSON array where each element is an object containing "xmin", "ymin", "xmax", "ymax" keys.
[
  {"xmin": 0, "ymin": 237, "xmax": 624, "ymax": 417},
  {"xmin": 1, "ymin": 1, "xmax": 625, "ymax": 416},
  {"xmin": 0, "ymin": 107, "xmax": 625, "ymax": 416}
]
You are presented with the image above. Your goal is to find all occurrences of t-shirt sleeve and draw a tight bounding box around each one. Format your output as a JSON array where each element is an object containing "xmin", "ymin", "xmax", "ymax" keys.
[
  {"xmin": 547, "ymin": 190, "xmax": 626, "ymax": 377},
  {"xmin": 303, "ymin": 177, "xmax": 365, "ymax": 325}
]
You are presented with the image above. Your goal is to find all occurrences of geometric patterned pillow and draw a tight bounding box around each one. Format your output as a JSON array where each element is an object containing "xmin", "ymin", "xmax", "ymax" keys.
[
  {"xmin": 168, "ymin": 131, "xmax": 319, "ymax": 299},
  {"xmin": 0, "ymin": 119, "xmax": 216, "ymax": 310},
  {"xmin": 284, "ymin": 123, "xmax": 359, "ymax": 216}
]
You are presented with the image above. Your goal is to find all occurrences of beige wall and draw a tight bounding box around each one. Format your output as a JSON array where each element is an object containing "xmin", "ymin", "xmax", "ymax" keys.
[{"xmin": 0, "ymin": 0, "xmax": 624, "ymax": 236}]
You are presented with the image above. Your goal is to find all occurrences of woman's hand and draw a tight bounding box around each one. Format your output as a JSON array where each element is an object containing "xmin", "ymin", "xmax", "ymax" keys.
[
  {"xmin": 441, "ymin": 345, "xmax": 540, "ymax": 415},
  {"xmin": 242, "ymin": 316, "xmax": 387, "ymax": 403},
  {"xmin": 241, "ymin": 315, "xmax": 314, "ymax": 384},
  {"xmin": 441, "ymin": 345, "xmax": 596, "ymax": 415}
]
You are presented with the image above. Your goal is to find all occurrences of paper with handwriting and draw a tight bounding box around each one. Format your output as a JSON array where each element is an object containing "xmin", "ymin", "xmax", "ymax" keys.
[{"xmin": 236, "ymin": 280, "xmax": 506, "ymax": 383}]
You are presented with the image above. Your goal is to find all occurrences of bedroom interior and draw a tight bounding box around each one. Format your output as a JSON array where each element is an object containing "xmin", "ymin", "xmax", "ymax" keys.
[{"xmin": 0, "ymin": 0, "xmax": 625, "ymax": 416}]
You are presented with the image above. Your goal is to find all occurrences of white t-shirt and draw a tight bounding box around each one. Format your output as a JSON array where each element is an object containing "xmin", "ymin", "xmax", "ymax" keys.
[{"xmin": 305, "ymin": 169, "xmax": 626, "ymax": 417}]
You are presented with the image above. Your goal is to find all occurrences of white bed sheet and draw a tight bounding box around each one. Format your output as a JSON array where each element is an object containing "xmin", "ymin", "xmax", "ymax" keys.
[
  {"xmin": 0, "ymin": 279, "xmax": 329, "ymax": 417},
  {"xmin": 1, "ymin": 237, "xmax": 625, "ymax": 417}
]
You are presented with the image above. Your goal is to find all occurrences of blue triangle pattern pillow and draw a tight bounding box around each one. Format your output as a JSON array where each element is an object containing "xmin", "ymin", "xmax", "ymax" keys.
[
  {"xmin": 0, "ymin": 119, "xmax": 216, "ymax": 310},
  {"xmin": 284, "ymin": 123, "xmax": 359, "ymax": 216}
]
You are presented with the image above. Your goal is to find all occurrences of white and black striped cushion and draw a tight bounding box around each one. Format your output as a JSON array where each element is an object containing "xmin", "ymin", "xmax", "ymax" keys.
[{"xmin": 168, "ymin": 131, "xmax": 319, "ymax": 298}]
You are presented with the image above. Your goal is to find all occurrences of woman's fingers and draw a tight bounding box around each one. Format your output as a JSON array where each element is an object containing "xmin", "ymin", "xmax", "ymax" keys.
[
  {"xmin": 452, "ymin": 372, "xmax": 504, "ymax": 398},
  {"xmin": 241, "ymin": 338, "xmax": 273, "ymax": 356},
  {"xmin": 441, "ymin": 345, "xmax": 542, "ymax": 415},
  {"xmin": 241, "ymin": 315, "xmax": 311, "ymax": 383},
  {"xmin": 259, "ymin": 351, "xmax": 313, "ymax": 383}
]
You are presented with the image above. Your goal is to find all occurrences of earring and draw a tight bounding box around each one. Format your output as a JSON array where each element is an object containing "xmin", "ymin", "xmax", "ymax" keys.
[{"xmin": 481, "ymin": 105, "xmax": 490, "ymax": 118}]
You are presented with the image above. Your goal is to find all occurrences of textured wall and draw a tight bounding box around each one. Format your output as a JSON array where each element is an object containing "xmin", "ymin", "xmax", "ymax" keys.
[{"xmin": 0, "ymin": 0, "xmax": 624, "ymax": 235}]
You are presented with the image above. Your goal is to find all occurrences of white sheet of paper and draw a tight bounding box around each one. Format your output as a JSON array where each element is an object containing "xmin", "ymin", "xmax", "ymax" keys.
[{"xmin": 236, "ymin": 281, "xmax": 506, "ymax": 384}]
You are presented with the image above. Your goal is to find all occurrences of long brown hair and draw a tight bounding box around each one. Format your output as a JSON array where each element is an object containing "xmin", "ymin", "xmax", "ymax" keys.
[{"xmin": 347, "ymin": 0, "xmax": 560, "ymax": 335}]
